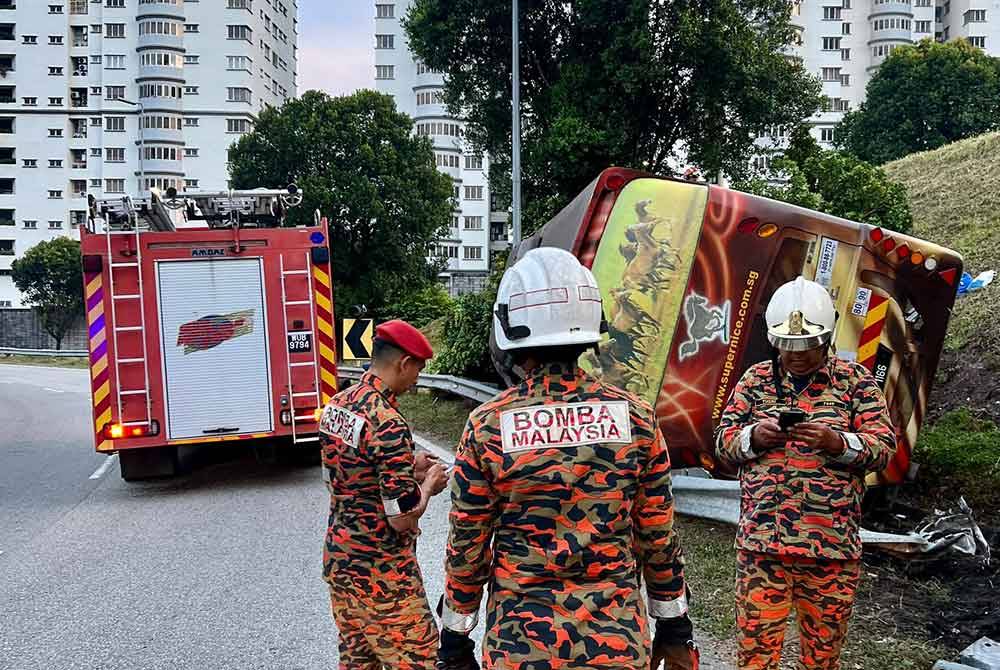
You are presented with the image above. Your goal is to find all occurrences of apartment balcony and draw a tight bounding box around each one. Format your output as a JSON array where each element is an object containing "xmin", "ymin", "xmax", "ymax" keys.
[
  {"xmin": 142, "ymin": 125, "xmax": 183, "ymax": 143},
  {"xmin": 70, "ymin": 91, "xmax": 88, "ymax": 108},
  {"xmin": 142, "ymin": 158, "xmax": 184, "ymax": 174},
  {"xmin": 138, "ymin": 63, "xmax": 186, "ymax": 83},
  {"xmin": 136, "ymin": 0, "xmax": 185, "ymax": 21},
  {"xmin": 137, "ymin": 29, "xmax": 184, "ymax": 51},
  {"xmin": 0, "ymin": 148, "xmax": 14, "ymax": 165},
  {"xmin": 0, "ymin": 86, "xmax": 13, "ymax": 104},
  {"xmin": 71, "ymin": 28, "xmax": 89, "ymax": 49},
  {"xmin": 869, "ymin": 0, "xmax": 913, "ymax": 16},
  {"xmin": 869, "ymin": 28, "xmax": 915, "ymax": 42}
]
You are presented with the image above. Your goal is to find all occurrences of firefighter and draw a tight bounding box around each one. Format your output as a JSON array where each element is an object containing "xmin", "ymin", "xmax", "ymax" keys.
[
  {"xmin": 435, "ymin": 247, "xmax": 699, "ymax": 670},
  {"xmin": 715, "ymin": 277, "xmax": 896, "ymax": 670},
  {"xmin": 319, "ymin": 319, "xmax": 450, "ymax": 670}
]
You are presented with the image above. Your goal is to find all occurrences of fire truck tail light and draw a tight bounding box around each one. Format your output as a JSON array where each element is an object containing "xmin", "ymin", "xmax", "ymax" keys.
[
  {"xmin": 108, "ymin": 424, "xmax": 124, "ymax": 439},
  {"xmin": 280, "ymin": 410, "xmax": 292, "ymax": 425},
  {"xmin": 103, "ymin": 420, "xmax": 159, "ymax": 440}
]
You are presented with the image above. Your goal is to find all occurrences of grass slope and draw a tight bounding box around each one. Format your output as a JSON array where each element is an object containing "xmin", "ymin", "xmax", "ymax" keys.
[{"xmin": 883, "ymin": 132, "xmax": 1000, "ymax": 362}]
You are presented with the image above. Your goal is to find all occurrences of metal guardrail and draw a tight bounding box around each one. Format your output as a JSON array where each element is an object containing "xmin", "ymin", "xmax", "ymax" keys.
[
  {"xmin": 0, "ymin": 347, "xmax": 88, "ymax": 357},
  {"xmin": 338, "ymin": 366, "xmax": 499, "ymax": 403}
]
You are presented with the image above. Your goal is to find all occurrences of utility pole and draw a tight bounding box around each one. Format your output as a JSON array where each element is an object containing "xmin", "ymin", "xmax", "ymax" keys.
[{"xmin": 511, "ymin": 0, "xmax": 522, "ymax": 248}]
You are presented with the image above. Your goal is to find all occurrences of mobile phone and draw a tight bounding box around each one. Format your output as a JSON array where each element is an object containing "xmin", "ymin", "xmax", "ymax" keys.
[{"xmin": 778, "ymin": 409, "xmax": 808, "ymax": 432}]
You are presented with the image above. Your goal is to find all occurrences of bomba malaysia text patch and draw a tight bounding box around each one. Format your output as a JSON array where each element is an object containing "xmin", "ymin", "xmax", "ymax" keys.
[
  {"xmin": 500, "ymin": 401, "xmax": 632, "ymax": 453},
  {"xmin": 319, "ymin": 406, "xmax": 365, "ymax": 449}
]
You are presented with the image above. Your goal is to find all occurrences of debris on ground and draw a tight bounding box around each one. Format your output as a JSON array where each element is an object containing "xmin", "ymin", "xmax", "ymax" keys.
[{"xmin": 957, "ymin": 270, "xmax": 996, "ymax": 296}]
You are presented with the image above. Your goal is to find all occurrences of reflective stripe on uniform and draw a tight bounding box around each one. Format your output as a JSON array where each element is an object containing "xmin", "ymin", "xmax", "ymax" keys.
[
  {"xmin": 441, "ymin": 601, "xmax": 479, "ymax": 634},
  {"xmin": 649, "ymin": 591, "xmax": 689, "ymax": 619}
]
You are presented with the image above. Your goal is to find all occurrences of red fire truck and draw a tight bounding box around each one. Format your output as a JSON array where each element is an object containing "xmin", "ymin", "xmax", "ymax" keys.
[{"xmin": 80, "ymin": 187, "xmax": 338, "ymax": 480}]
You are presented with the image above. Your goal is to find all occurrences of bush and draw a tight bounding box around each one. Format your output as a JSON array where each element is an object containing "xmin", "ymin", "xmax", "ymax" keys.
[
  {"xmin": 381, "ymin": 285, "xmax": 454, "ymax": 329},
  {"xmin": 428, "ymin": 290, "xmax": 499, "ymax": 383},
  {"xmin": 913, "ymin": 408, "xmax": 1000, "ymax": 518}
]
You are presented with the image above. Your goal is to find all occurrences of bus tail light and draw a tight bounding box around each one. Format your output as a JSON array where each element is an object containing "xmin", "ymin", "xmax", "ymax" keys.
[{"xmin": 756, "ymin": 223, "xmax": 779, "ymax": 238}]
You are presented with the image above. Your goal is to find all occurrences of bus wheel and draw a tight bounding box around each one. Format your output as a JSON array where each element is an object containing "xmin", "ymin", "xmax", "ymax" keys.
[{"xmin": 119, "ymin": 447, "xmax": 179, "ymax": 481}]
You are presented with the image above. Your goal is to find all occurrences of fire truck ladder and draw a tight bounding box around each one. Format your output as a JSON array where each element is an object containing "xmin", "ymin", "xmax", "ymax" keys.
[
  {"xmin": 104, "ymin": 209, "xmax": 153, "ymax": 434},
  {"xmin": 280, "ymin": 253, "xmax": 321, "ymax": 445}
]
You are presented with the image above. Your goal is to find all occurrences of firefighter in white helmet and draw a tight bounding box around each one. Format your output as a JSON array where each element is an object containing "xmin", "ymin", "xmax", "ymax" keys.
[
  {"xmin": 715, "ymin": 276, "xmax": 896, "ymax": 670},
  {"xmin": 436, "ymin": 247, "xmax": 698, "ymax": 670}
]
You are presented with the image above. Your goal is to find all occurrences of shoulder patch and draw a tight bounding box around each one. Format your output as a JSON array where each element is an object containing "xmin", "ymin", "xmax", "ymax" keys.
[
  {"xmin": 319, "ymin": 405, "xmax": 365, "ymax": 449},
  {"xmin": 499, "ymin": 401, "xmax": 632, "ymax": 453}
]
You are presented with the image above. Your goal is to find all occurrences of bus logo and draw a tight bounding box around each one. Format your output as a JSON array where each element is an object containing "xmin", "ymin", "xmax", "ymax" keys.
[
  {"xmin": 679, "ymin": 293, "xmax": 731, "ymax": 362},
  {"xmin": 177, "ymin": 309, "xmax": 255, "ymax": 354}
]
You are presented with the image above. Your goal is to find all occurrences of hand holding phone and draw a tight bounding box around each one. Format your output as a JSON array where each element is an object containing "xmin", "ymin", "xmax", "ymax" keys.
[{"xmin": 778, "ymin": 408, "xmax": 808, "ymax": 432}]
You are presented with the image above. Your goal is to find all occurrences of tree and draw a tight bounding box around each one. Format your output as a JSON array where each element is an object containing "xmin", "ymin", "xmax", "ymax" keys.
[
  {"xmin": 405, "ymin": 0, "xmax": 822, "ymax": 236},
  {"xmin": 737, "ymin": 150, "xmax": 913, "ymax": 233},
  {"xmin": 228, "ymin": 90, "xmax": 454, "ymax": 314},
  {"xmin": 837, "ymin": 39, "xmax": 1000, "ymax": 164},
  {"xmin": 11, "ymin": 237, "xmax": 84, "ymax": 350}
]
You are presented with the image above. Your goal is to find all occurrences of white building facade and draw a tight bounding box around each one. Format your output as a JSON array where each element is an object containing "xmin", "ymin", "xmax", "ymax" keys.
[
  {"xmin": 768, "ymin": 0, "xmax": 1000, "ymax": 152},
  {"xmin": 0, "ymin": 0, "xmax": 297, "ymax": 308},
  {"xmin": 373, "ymin": 0, "xmax": 507, "ymax": 296}
]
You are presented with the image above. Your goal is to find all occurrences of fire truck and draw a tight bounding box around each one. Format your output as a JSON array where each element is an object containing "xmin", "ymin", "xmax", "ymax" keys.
[{"xmin": 80, "ymin": 187, "xmax": 338, "ymax": 480}]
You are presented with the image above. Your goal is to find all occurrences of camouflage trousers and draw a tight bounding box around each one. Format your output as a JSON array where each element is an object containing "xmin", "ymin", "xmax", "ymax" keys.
[
  {"xmin": 736, "ymin": 550, "xmax": 860, "ymax": 670},
  {"xmin": 329, "ymin": 582, "xmax": 438, "ymax": 670}
]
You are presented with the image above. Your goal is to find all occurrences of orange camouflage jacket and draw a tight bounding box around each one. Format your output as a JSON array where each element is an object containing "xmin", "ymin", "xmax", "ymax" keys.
[
  {"xmin": 715, "ymin": 357, "xmax": 896, "ymax": 560},
  {"xmin": 441, "ymin": 362, "xmax": 687, "ymax": 669}
]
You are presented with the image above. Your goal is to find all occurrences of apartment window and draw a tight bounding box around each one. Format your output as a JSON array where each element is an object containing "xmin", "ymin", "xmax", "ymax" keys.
[
  {"xmin": 839, "ymin": 73, "xmax": 851, "ymax": 86},
  {"xmin": 842, "ymin": 22, "xmax": 851, "ymax": 35},
  {"xmin": 968, "ymin": 36, "xmax": 986, "ymax": 48},
  {"xmin": 23, "ymin": 159, "xmax": 36, "ymax": 168},
  {"xmin": 49, "ymin": 5, "xmax": 64, "ymax": 14},
  {"xmin": 915, "ymin": 0, "xmax": 930, "ymax": 6},
  {"xmin": 105, "ymin": 55, "xmax": 125, "ymax": 70},
  {"xmin": 184, "ymin": 147, "xmax": 199, "ymax": 157},
  {"xmin": 841, "ymin": 48, "xmax": 851, "ymax": 61},
  {"xmin": 821, "ymin": 67, "xmax": 840, "ymax": 81},
  {"xmin": 48, "ymin": 190, "xmax": 63, "ymax": 199},
  {"xmin": 49, "ymin": 35, "xmax": 64, "ymax": 45},
  {"xmin": 105, "ymin": 179, "xmax": 125, "ymax": 193},
  {"xmin": 464, "ymin": 186, "xmax": 484, "ymax": 201},
  {"xmin": 23, "ymin": 220, "xmax": 37, "ymax": 230},
  {"xmin": 821, "ymin": 128, "xmax": 836, "ymax": 143},
  {"xmin": 48, "ymin": 220, "xmax": 63, "ymax": 229},
  {"xmin": 106, "ymin": 0, "xmax": 125, "ymax": 7},
  {"xmin": 227, "ymin": 55, "xmax": 252, "ymax": 71},
  {"xmin": 184, "ymin": 55, "xmax": 200, "ymax": 65},
  {"xmin": 376, "ymin": 4, "xmax": 394, "ymax": 18},
  {"xmin": 915, "ymin": 20, "xmax": 931, "ymax": 32},
  {"xmin": 964, "ymin": 9, "xmax": 987, "ymax": 23},
  {"xmin": 185, "ymin": 24, "xmax": 199, "ymax": 33},
  {"xmin": 227, "ymin": 25, "xmax": 252, "ymax": 41},
  {"xmin": 22, "ymin": 35, "xmax": 37, "ymax": 45},
  {"xmin": 105, "ymin": 148, "xmax": 125, "ymax": 162},
  {"xmin": 375, "ymin": 65, "xmax": 394, "ymax": 80},
  {"xmin": 227, "ymin": 87, "xmax": 251, "ymax": 103},
  {"xmin": 48, "ymin": 128, "xmax": 63, "ymax": 138},
  {"xmin": 22, "ymin": 97, "xmax": 36, "ymax": 106},
  {"xmin": 227, "ymin": 0, "xmax": 252, "ymax": 9},
  {"xmin": 463, "ymin": 216, "xmax": 484, "ymax": 230},
  {"xmin": 435, "ymin": 245, "xmax": 457, "ymax": 259},
  {"xmin": 822, "ymin": 37, "xmax": 842, "ymax": 51},
  {"xmin": 842, "ymin": 0, "xmax": 852, "ymax": 7},
  {"xmin": 105, "ymin": 23, "xmax": 125, "ymax": 39},
  {"xmin": 226, "ymin": 118, "xmax": 252, "ymax": 133},
  {"xmin": 463, "ymin": 246, "xmax": 483, "ymax": 261},
  {"xmin": 184, "ymin": 86, "xmax": 199, "ymax": 95},
  {"xmin": 465, "ymin": 155, "xmax": 483, "ymax": 170},
  {"xmin": 49, "ymin": 67, "xmax": 64, "ymax": 76},
  {"xmin": 49, "ymin": 159, "xmax": 63, "ymax": 168},
  {"xmin": 105, "ymin": 86, "xmax": 125, "ymax": 101},
  {"xmin": 823, "ymin": 6, "xmax": 842, "ymax": 20},
  {"xmin": 835, "ymin": 98, "xmax": 851, "ymax": 112},
  {"xmin": 48, "ymin": 97, "xmax": 63, "ymax": 107},
  {"xmin": 375, "ymin": 34, "xmax": 394, "ymax": 49},
  {"xmin": 184, "ymin": 179, "xmax": 199, "ymax": 190},
  {"xmin": 184, "ymin": 117, "xmax": 200, "ymax": 127},
  {"xmin": 0, "ymin": 207, "xmax": 11, "ymax": 225},
  {"xmin": 105, "ymin": 116, "xmax": 125, "ymax": 132},
  {"xmin": 89, "ymin": 179, "xmax": 101, "ymax": 188},
  {"xmin": 89, "ymin": 148, "xmax": 101, "ymax": 157}
]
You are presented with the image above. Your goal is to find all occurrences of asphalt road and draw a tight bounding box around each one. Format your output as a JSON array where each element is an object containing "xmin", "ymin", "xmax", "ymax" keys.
[{"xmin": 0, "ymin": 364, "xmax": 731, "ymax": 670}]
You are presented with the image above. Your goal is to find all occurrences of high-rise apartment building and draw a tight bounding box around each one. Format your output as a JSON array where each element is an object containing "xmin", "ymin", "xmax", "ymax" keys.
[
  {"xmin": 771, "ymin": 0, "xmax": 1000, "ymax": 151},
  {"xmin": 0, "ymin": 0, "xmax": 298, "ymax": 308},
  {"xmin": 373, "ymin": 0, "xmax": 508, "ymax": 297}
]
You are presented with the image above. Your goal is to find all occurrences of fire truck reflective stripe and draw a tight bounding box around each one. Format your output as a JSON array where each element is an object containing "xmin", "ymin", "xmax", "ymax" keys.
[
  {"xmin": 312, "ymin": 263, "xmax": 337, "ymax": 405},
  {"xmin": 86, "ymin": 271, "xmax": 115, "ymax": 449},
  {"xmin": 857, "ymin": 294, "xmax": 889, "ymax": 369}
]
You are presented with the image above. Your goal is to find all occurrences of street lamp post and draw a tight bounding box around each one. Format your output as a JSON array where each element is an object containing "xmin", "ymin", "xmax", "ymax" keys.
[
  {"xmin": 120, "ymin": 98, "xmax": 144, "ymax": 197},
  {"xmin": 511, "ymin": 0, "xmax": 522, "ymax": 248}
]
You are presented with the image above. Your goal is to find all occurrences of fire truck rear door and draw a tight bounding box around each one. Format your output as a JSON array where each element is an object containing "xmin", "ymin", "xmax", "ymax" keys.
[{"xmin": 156, "ymin": 258, "xmax": 274, "ymax": 440}]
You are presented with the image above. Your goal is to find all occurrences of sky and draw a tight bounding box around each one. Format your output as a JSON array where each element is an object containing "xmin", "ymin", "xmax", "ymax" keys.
[{"xmin": 298, "ymin": 2, "xmax": 372, "ymax": 96}]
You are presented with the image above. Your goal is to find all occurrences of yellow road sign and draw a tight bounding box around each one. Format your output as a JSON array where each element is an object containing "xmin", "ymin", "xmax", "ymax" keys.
[{"xmin": 342, "ymin": 318, "xmax": 374, "ymax": 360}]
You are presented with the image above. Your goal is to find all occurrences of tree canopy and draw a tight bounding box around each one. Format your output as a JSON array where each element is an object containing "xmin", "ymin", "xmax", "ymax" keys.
[
  {"xmin": 11, "ymin": 237, "xmax": 84, "ymax": 350},
  {"xmin": 406, "ymin": 0, "xmax": 822, "ymax": 234},
  {"xmin": 837, "ymin": 39, "xmax": 1000, "ymax": 164},
  {"xmin": 228, "ymin": 90, "xmax": 455, "ymax": 313}
]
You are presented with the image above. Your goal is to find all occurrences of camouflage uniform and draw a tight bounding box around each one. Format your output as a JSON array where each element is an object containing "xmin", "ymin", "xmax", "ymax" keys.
[
  {"xmin": 320, "ymin": 371, "xmax": 437, "ymax": 670},
  {"xmin": 441, "ymin": 362, "xmax": 688, "ymax": 670},
  {"xmin": 715, "ymin": 357, "xmax": 895, "ymax": 670}
]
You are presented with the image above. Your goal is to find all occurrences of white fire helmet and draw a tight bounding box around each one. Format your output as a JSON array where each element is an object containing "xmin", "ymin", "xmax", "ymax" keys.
[
  {"xmin": 765, "ymin": 276, "xmax": 837, "ymax": 352},
  {"xmin": 493, "ymin": 247, "xmax": 604, "ymax": 351}
]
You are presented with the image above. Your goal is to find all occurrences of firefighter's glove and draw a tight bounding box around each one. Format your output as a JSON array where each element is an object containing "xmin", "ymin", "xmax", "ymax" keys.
[
  {"xmin": 650, "ymin": 614, "xmax": 700, "ymax": 670},
  {"xmin": 436, "ymin": 628, "xmax": 479, "ymax": 670}
]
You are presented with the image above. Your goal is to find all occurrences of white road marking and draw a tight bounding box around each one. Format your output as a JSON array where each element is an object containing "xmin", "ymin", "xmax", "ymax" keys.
[
  {"xmin": 412, "ymin": 434, "xmax": 455, "ymax": 467},
  {"xmin": 88, "ymin": 454, "xmax": 118, "ymax": 480},
  {"xmin": 43, "ymin": 387, "xmax": 66, "ymax": 394}
]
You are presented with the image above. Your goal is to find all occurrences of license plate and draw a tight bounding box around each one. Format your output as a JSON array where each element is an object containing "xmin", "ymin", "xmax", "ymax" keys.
[{"xmin": 287, "ymin": 332, "xmax": 312, "ymax": 353}]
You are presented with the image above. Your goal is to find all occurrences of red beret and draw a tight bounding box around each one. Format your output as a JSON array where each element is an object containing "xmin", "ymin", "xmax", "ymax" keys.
[{"xmin": 375, "ymin": 320, "xmax": 434, "ymax": 360}]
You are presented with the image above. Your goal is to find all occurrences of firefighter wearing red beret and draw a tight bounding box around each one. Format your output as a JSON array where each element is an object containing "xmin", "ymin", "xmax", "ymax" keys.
[{"xmin": 320, "ymin": 319, "xmax": 449, "ymax": 669}]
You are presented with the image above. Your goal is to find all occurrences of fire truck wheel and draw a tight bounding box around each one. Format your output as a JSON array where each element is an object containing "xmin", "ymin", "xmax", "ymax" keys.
[{"xmin": 119, "ymin": 447, "xmax": 180, "ymax": 482}]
